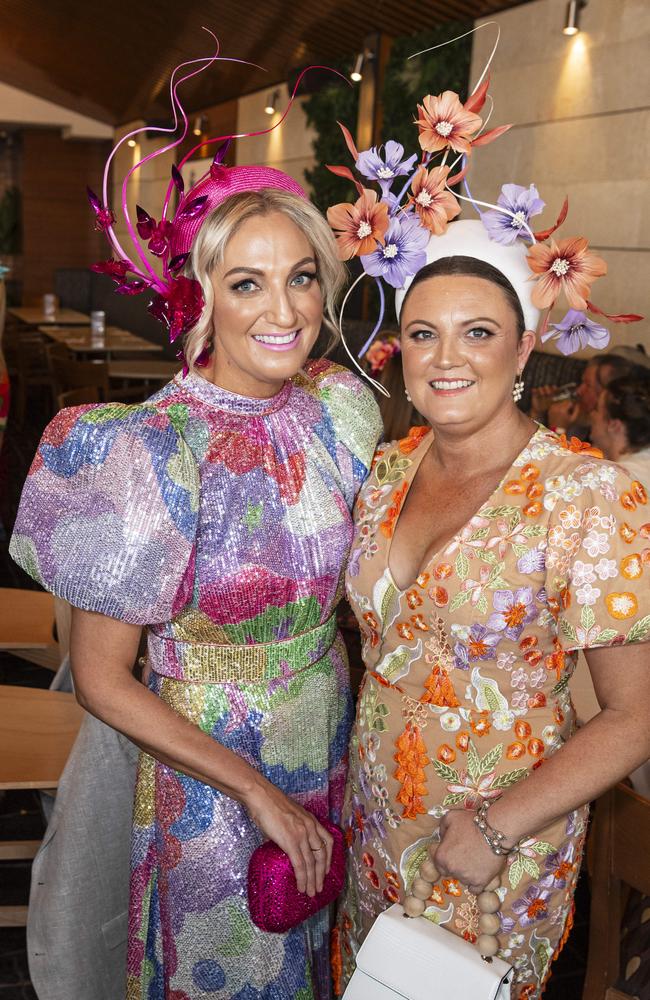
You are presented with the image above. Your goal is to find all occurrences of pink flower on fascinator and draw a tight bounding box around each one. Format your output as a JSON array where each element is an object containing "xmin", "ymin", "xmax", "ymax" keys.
[
  {"xmin": 149, "ymin": 276, "xmax": 204, "ymax": 343},
  {"xmin": 136, "ymin": 207, "xmax": 175, "ymax": 257},
  {"xmin": 86, "ymin": 188, "xmax": 116, "ymax": 232},
  {"xmin": 91, "ymin": 259, "xmax": 132, "ymax": 280}
]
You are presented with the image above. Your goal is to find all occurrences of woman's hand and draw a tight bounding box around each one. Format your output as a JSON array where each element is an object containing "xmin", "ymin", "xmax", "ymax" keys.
[
  {"xmin": 244, "ymin": 780, "xmax": 334, "ymax": 898},
  {"xmin": 433, "ymin": 808, "xmax": 507, "ymax": 896}
]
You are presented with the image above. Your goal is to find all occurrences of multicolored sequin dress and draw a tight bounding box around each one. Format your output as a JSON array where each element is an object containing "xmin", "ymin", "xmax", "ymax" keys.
[
  {"xmin": 334, "ymin": 425, "xmax": 650, "ymax": 1000},
  {"xmin": 10, "ymin": 360, "xmax": 382, "ymax": 1000}
]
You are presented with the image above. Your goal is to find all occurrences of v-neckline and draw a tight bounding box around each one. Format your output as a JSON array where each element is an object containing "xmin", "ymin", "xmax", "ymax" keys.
[{"xmin": 385, "ymin": 424, "xmax": 543, "ymax": 594}]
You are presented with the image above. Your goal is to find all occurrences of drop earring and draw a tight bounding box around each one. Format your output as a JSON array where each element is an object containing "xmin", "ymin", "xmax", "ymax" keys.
[
  {"xmin": 405, "ymin": 388, "xmax": 412, "ymax": 402},
  {"xmin": 512, "ymin": 372, "xmax": 525, "ymax": 403}
]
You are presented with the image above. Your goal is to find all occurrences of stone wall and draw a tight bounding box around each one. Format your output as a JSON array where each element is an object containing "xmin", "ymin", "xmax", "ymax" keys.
[{"xmin": 469, "ymin": 0, "xmax": 650, "ymax": 352}]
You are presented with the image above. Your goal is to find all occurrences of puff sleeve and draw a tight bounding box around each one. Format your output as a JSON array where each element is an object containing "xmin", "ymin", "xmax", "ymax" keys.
[
  {"xmin": 545, "ymin": 459, "xmax": 650, "ymax": 651},
  {"xmin": 307, "ymin": 359, "xmax": 383, "ymax": 505},
  {"xmin": 10, "ymin": 403, "xmax": 199, "ymax": 625}
]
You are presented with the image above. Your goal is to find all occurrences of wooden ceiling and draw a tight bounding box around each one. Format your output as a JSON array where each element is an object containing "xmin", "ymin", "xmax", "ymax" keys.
[{"xmin": 0, "ymin": 0, "xmax": 530, "ymax": 126}]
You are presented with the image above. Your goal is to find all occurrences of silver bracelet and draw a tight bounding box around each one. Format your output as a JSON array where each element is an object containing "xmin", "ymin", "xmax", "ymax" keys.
[{"xmin": 473, "ymin": 800, "xmax": 521, "ymax": 857}]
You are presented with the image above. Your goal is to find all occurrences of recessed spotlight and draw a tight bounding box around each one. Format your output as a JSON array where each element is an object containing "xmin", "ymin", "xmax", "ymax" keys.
[
  {"xmin": 264, "ymin": 90, "xmax": 280, "ymax": 116},
  {"xmin": 563, "ymin": 0, "xmax": 587, "ymax": 35},
  {"xmin": 350, "ymin": 53, "xmax": 364, "ymax": 83}
]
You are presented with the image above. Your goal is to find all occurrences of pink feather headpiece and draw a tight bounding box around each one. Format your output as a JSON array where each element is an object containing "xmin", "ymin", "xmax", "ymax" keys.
[{"xmin": 86, "ymin": 31, "xmax": 317, "ymax": 370}]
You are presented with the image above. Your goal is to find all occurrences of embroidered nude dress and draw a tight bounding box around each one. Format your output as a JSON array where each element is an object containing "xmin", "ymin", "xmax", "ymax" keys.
[
  {"xmin": 10, "ymin": 360, "xmax": 382, "ymax": 1000},
  {"xmin": 334, "ymin": 424, "xmax": 650, "ymax": 1000}
]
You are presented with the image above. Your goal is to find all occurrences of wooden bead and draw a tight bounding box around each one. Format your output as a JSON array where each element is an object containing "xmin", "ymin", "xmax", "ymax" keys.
[
  {"xmin": 485, "ymin": 877, "xmax": 501, "ymax": 892},
  {"xmin": 478, "ymin": 912, "xmax": 501, "ymax": 935},
  {"xmin": 404, "ymin": 895, "xmax": 426, "ymax": 917},
  {"xmin": 477, "ymin": 934, "xmax": 499, "ymax": 958},
  {"xmin": 477, "ymin": 891, "xmax": 500, "ymax": 914},
  {"xmin": 412, "ymin": 877, "xmax": 433, "ymax": 900},
  {"xmin": 419, "ymin": 859, "xmax": 439, "ymax": 882}
]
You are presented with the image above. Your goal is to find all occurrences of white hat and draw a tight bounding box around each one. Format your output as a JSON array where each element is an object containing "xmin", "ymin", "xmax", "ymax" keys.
[{"xmin": 394, "ymin": 219, "xmax": 540, "ymax": 333}]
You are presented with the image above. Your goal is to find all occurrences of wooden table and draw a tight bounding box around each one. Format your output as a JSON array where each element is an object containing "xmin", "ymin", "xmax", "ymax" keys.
[
  {"xmin": 0, "ymin": 686, "xmax": 83, "ymax": 790},
  {"xmin": 9, "ymin": 306, "xmax": 90, "ymax": 326},
  {"xmin": 39, "ymin": 325, "xmax": 163, "ymax": 358},
  {"xmin": 108, "ymin": 359, "xmax": 179, "ymax": 382}
]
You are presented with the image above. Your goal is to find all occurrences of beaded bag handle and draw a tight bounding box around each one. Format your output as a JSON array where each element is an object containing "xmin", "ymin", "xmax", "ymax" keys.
[{"xmin": 403, "ymin": 841, "xmax": 502, "ymax": 961}]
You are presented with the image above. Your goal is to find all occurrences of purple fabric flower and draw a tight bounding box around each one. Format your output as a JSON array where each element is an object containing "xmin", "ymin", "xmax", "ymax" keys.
[
  {"xmin": 361, "ymin": 214, "xmax": 429, "ymax": 289},
  {"xmin": 516, "ymin": 547, "xmax": 546, "ymax": 574},
  {"xmin": 512, "ymin": 883, "xmax": 551, "ymax": 927},
  {"xmin": 482, "ymin": 183, "xmax": 545, "ymax": 245},
  {"xmin": 356, "ymin": 140, "xmax": 418, "ymax": 195},
  {"xmin": 540, "ymin": 309, "xmax": 610, "ymax": 356},
  {"xmin": 453, "ymin": 624, "xmax": 502, "ymax": 670},
  {"xmin": 488, "ymin": 587, "xmax": 537, "ymax": 640},
  {"xmin": 540, "ymin": 843, "xmax": 574, "ymax": 890}
]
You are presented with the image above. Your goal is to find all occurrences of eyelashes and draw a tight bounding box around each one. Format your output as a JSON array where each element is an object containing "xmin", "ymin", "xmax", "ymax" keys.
[{"xmin": 230, "ymin": 271, "xmax": 318, "ymax": 293}]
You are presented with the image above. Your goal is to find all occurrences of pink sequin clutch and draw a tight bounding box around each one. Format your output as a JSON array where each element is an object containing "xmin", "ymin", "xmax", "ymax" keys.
[{"xmin": 248, "ymin": 820, "xmax": 345, "ymax": 933}]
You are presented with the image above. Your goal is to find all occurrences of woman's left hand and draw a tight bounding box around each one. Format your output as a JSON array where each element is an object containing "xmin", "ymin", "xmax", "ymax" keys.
[{"xmin": 433, "ymin": 808, "xmax": 508, "ymax": 895}]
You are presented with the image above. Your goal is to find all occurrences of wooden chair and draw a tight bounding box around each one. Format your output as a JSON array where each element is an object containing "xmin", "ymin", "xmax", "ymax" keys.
[
  {"xmin": 48, "ymin": 354, "xmax": 110, "ymax": 401},
  {"xmin": 0, "ymin": 685, "xmax": 83, "ymax": 926},
  {"xmin": 583, "ymin": 782, "xmax": 650, "ymax": 999},
  {"xmin": 57, "ymin": 385, "xmax": 101, "ymax": 409},
  {"xmin": 0, "ymin": 587, "xmax": 59, "ymax": 671},
  {"xmin": 14, "ymin": 332, "xmax": 53, "ymax": 424}
]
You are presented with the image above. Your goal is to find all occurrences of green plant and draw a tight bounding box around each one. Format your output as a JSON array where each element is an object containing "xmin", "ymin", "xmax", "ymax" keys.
[
  {"xmin": 0, "ymin": 186, "xmax": 21, "ymax": 254},
  {"xmin": 303, "ymin": 23, "xmax": 472, "ymax": 214}
]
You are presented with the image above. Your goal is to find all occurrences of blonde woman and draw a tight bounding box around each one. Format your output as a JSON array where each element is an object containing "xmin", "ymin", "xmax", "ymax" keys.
[{"xmin": 11, "ymin": 171, "xmax": 382, "ymax": 1000}]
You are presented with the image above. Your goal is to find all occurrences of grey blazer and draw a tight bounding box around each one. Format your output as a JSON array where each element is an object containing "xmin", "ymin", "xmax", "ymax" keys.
[{"xmin": 27, "ymin": 674, "xmax": 138, "ymax": 1000}]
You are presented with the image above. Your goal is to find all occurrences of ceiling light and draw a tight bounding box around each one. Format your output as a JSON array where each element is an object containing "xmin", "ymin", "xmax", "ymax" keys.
[
  {"xmin": 127, "ymin": 138, "xmax": 137, "ymax": 147},
  {"xmin": 350, "ymin": 53, "xmax": 364, "ymax": 83},
  {"xmin": 563, "ymin": 0, "xmax": 587, "ymax": 35},
  {"xmin": 192, "ymin": 114, "xmax": 208, "ymax": 136},
  {"xmin": 264, "ymin": 90, "xmax": 280, "ymax": 116}
]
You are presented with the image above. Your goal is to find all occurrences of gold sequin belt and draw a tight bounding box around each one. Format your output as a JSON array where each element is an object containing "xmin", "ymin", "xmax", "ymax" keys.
[{"xmin": 147, "ymin": 614, "xmax": 339, "ymax": 684}]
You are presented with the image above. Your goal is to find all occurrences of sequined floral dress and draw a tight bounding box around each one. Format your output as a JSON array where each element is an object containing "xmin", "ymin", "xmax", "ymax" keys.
[
  {"xmin": 334, "ymin": 425, "xmax": 650, "ymax": 1000},
  {"xmin": 10, "ymin": 360, "xmax": 382, "ymax": 1000}
]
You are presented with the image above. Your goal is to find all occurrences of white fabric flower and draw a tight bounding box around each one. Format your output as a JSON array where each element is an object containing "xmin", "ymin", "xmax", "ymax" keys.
[
  {"xmin": 576, "ymin": 582, "xmax": 601, "ymax": 606},
  {"xmin": 594, "ymin": 557, "xmax": 618, "ymax": 580},
  {"xmin": 583, "ymin": 531, "xmax": 609, "ymax": 557},
  {"xmin": 440, "ymin": 711, "xmax": 461, "ymax": 732},
  {"xmin": 570, "ymin": 560, "xmax": 595, "ymax": 587}
]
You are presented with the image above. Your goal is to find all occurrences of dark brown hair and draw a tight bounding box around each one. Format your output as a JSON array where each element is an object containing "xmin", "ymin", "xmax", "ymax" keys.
[
  {"xmin": 400, "ymin": 256, "xmax": 526, "ymax": 339},
  {"xmin": 604, "ymin": 369, "xmax": 650, "ymax": 450}
]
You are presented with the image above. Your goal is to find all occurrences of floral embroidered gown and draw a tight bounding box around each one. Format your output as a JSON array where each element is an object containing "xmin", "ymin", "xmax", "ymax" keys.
[
  {"xmin": 10, "ymin": 360, "xmax": 382, "ymax": 1000},
  {"xmin": 334, "ymin": 424, "xmax": 650, "ymax": 1000}
]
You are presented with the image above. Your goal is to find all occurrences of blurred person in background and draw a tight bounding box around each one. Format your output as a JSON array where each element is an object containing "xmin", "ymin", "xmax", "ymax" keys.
[
  {"xmin": 589, "ymin": 367, "xmax": 650, "ymax": 487},
  {"xmin": 530, "ymin": 352, "xmax": 636, "ymax": 438}
]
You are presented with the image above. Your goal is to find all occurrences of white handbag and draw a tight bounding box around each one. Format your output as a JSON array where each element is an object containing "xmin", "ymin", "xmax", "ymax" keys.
[{"xmin": 343, "ymin": 903, "xmax": 514, "ymax": 1000}]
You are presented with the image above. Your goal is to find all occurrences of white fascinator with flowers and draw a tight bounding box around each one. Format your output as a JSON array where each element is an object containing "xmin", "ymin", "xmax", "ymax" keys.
[{"xmin": 325, "ymin": 26, "xmax": 642, "ymax": 390}]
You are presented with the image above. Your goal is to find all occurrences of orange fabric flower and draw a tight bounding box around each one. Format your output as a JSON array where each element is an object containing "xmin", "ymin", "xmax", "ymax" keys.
[
  {"xmin": 606, "ymin": 591, "xmax": 639, "ymax": 620},
  {"xmin": 394, "ymin": 724, "xmax": 429, "ymax": 820},
  {"xmin": 437, "ymin": 744, "xmax": 456, "ymax": 764},
  {"xmin": 398, "ymin": 425, "xmax": 429, "ymax": 455},
  {"xmin": 556, "ymin": 434, "xmax": 603, "ymax": 458},
  {"xmin": 410, "ymin": 165, "xmax": 460, "ymax": 235},
  {"xmin": 326, "ymin": 188, "xmax": 389, "ymax": 261},
  {"xmin": 420, "ymin": 665, "xmax": 460, "ymax": 708},
  {"xmin": 380, "ymin": 481, "xmax": 408, "ymax": 539},
  {"xmin": 527, "ymin": 236, "xmax": 607, "ymax": 310},
  {"xmin": 416, "ymin": 90, "xmax": 482, "ymax": 156},
  {"xmin": 620, "ymin": 554, "xmax": 643, "ymax": 580}
]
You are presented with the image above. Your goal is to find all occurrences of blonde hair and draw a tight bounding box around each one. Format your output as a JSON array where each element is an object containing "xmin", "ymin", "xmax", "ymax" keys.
[{"xmin": 183, "ymin": 189, "xmax": 346, "ymax": 368}]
